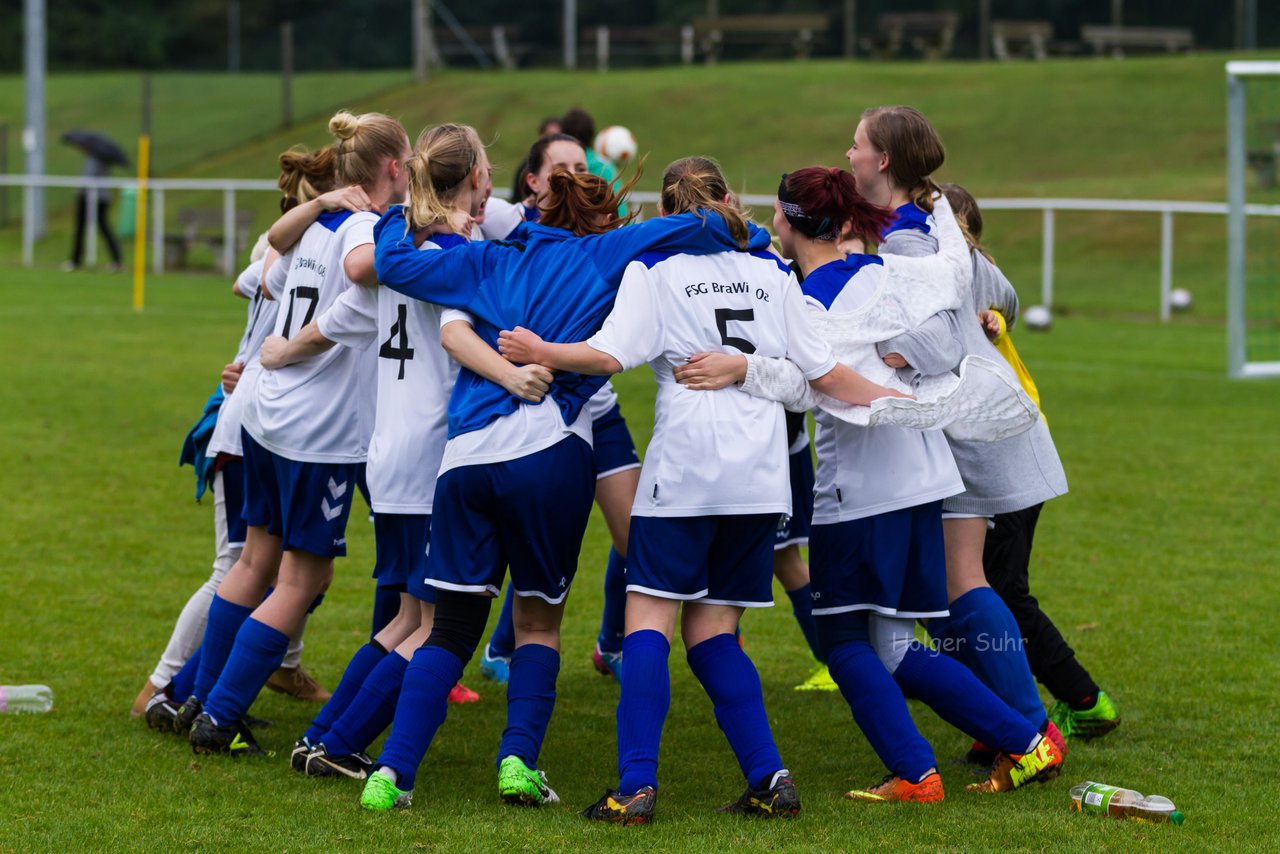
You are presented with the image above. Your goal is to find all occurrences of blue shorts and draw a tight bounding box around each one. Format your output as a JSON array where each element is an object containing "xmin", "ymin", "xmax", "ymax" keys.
[
  {"xmin": 592, "ymin": 404, "xmax": 641, "ymax": 479},
  {"xmin": 627, "ymin": 514, "xmax": 776, "ymax": 608},
  {"xmin": 240, "ymin": 429, "xmax": 359, "ymax": 558},
  {"xmin": 807, "ymin": 500, "xmax": 949, "ymax": 620},
  {"xmin": 775, "ymin": 446, "xmax": 814, "ymax": 549},
  {"xmin": 220, "ymin": 457, "xmax": 248, "ymax": 548},
  {"xmin": 426, "ymin": 436, "xmax": 595, "ymax": 604},
  {"xmin": 372, "ymin": 514, "xmax": 433, "ymax": 603}
]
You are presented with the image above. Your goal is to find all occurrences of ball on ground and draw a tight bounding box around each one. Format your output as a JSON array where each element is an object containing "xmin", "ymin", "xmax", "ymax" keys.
[
  {"xmin": 595, "ymin": 125, "xmax": 637, "ymax": 166},
  {"xmin": 1023, "ymin": 305, "xmax": 1053, "ymax": 331},
  {"xmin": 1170, "ymin": 288, "xmax": 1193, "ymax": 311}
]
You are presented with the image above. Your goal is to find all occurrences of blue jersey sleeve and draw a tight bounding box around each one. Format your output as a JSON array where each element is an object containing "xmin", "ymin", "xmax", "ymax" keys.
[
  {"xmin": 578, "ymin": 211, "xmax": 774, "ymax": 283},
  {"xmin": 373, "ymin": 206, "xmax": 492, "ymax": 310}
]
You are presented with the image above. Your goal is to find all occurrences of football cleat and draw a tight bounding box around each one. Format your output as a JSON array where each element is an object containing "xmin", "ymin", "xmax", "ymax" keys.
[
  {"xmin": 144, "ymin": 692, "xmax": 181, "ymax": 733},
  {"xmin": 360, "ymin": 768, "xmax": 413, "ymax": 811},
  {"xmin": 173, "ymin": 696, "xmax": 203, "ymax": 735},
  {"xmin": 591, "ymin": 643, "xmax": 624, "ymax": 683},
  {"xmin": 1048, "ymin": 691, "xmax": 1120, "ymax": 740},
  {"xmin": 305, "ymin": 744, "xmax": 375, "ymax": 780},
  {"xmin": 846, "ymin": 771, "xmax": 945, "ymax": 803},
  {"xmin": 479, "ymin": 647, "xmax": 511, "ymax": 685},
  {"xmin": 448, "ymin": 682, "xmax": 480, "ymax": 704},
  {"xmin": 188, "ymin": 713, "xmax": 265, "ymax": 758},
  {"xmin": 266, "ymin": 665, "xmax": 331, "ymax": 703},
  {"xmin": 290, "ymin": 738, "xmax": 315, "ymax": 773},
  {"xmin": 966, "ymin": 734, "xmax": 1064, "ymax": 793},
  {"xmin": 498, "ymin": 755, "xmax": 560, "ymax": 806},
  {"xmin": 581, "ymin": 786, "xmax": 656, "ymax": 825},
  {"xmin": 793, "ymin": 663, "xmax": 838, "ymax": 692},
  {"xmin": 720, "ymin": 771, "xmax": 801, "ymax": 817}
]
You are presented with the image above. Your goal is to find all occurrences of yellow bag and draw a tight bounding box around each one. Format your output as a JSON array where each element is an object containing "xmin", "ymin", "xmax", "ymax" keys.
[{"xmin": 990, "ymin": 310, "xmax": 1047, "ymax": 430}]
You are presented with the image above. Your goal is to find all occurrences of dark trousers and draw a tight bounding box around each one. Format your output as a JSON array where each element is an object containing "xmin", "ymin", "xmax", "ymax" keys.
[
  {"xmin": 984, "ymin": 503, "xmax": 1100, "ymax": 705},
  {"xmin": 71, "ymin": 191, "xmax": 123, "ymax": 267}
]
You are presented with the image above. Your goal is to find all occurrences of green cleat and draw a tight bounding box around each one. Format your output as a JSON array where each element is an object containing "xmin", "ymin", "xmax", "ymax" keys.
[
  {"xmin": 1047, "ymin": 691, "xmax": 1120, "ymax": 740},
  {"xmin": 793, "ymin": 663, "xmax": 838, "ymax": 692},
  {"xmin": 360, "ymin": 769, "xmax": 413, "ymax": 811},
  {"xmin": 498, "ymin": 755, "xmax": 560, "ymax": 806}
]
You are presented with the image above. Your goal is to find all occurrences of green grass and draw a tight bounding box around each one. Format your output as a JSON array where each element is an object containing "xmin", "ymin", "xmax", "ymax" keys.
[{"xmin": 1, "ymin": 265, "xmax": 1279, "ymax": 852}]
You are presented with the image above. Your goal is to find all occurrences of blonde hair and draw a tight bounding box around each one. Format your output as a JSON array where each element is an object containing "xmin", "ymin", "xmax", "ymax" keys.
[
  {"xmin": 860, "ymin": 106, "xmax": 945, "ymax": 214},
  {"xmin": 660, "ymin": 156, "xmax": 750, "ymax": 249},
  {"xmin": 405, "ymin": 123, "xmax": 485, "ymax": 232},
  {"xmin": 277, "ymin": 144, "xmax": 337, "ymax": 212},
  {"xmin": 939, "ymin": 182, "xmax": 994, "ymax": 263},
  {"xmin": 328, "ymin": 110, "xmax": 409, "ymax": 189}
]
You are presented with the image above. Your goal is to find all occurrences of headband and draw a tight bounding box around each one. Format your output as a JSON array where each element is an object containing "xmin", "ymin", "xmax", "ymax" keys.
[{"xmin": 777, "ymin": 174, "xmax": 837, "ymax": 241}]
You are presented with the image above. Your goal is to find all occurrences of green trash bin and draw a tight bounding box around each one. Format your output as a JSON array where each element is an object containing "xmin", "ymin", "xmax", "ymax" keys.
[{"xmin": 116, "ymin": 187, "xmax": 137, "ymax": 239}]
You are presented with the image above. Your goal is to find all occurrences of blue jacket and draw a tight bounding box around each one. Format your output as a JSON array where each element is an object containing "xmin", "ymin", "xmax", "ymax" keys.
[
  {"xmin": 374, "ymin": 208, "xmax": 773, "ymax": 438},
  {"xmin": 179, "ymin": 384, "xmax": 224, "ymax": 501}
]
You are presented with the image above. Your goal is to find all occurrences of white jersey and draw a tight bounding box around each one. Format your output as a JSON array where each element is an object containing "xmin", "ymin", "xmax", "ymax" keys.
[
  {"xmin": 317, "ymin": 236, "xmax": 460, "ymax": 513},
  {"xmin": 589, "ymin": 249, "xmax": 836, "ymax": 517},
  {"xmin": 242, "ymin": 211, "xmax": 378, "ymax": 464},
  {"xmin": 478, "ymin": 197, "xmax": 524, "ymax": 242},
  {"xmin": 208, "ymin": 260, "xmax": 280, "ymax": 458},
  {"xmin": 803, "ymin": 258, "xmax": 964, "ymax": 524},
  {"xmin": 436, "ymin": 309, "xmax": 593, "ymax": 475}
]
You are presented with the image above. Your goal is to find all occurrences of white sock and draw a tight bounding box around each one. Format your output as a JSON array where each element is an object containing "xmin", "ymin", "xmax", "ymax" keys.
[
  {"xmin": 767, "ymin": 769, "xmax": 790, "ymax": 789},
  {"xmin": 377, "ymin": 766, "xmax": 399, "ymax": 785}
]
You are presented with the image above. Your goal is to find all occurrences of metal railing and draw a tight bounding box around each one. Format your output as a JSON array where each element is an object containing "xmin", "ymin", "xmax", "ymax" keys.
[{"xmin": 5, "ymin": 174, "xmax": 1280, "ymax": 323}]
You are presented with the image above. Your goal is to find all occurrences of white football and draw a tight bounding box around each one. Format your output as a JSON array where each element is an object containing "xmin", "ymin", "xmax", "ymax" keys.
[
  {"xmin": 1170, "ymin": 288, "xmax": 1193, "ymax": 311},
  {"xmin": 1023, "ymin": 305, "xmax": 1053, "ymax": 331},
  {"xmin": 595, "ymin": 125, "xmax": 637, "ymax": 165}
]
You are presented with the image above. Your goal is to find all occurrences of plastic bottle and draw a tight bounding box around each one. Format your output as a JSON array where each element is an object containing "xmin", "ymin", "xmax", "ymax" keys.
[
  {"xmin": 1069, "ymin": 781, "xmax": 1184, "ymax": 826},
  {"xmin": 0, "ymin": 685, "xmax": 54, "ymax": 714}
]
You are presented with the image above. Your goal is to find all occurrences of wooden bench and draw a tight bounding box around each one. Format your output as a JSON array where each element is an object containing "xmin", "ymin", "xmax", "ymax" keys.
[
  {"xmin": 862, "ymin": 12, "xmax": 960, "ymax": 62},
  {"xmin": 692, "ymin": 14, "xmax": 829, "ymax": 65},
  {"xmin": 579, "ymin": 25, "xmax": 694, "ymax": 70},
  {"xmin": 1081, "ymin": 25, "xmax": 1193, "ymax": 58},
  {"xmin": 164, "ymin": 208, "xmax": 253, "ymax": 273},
  {"xmin": 992, "ymin": 20, "xmax": 1053, "ymax": 61}
]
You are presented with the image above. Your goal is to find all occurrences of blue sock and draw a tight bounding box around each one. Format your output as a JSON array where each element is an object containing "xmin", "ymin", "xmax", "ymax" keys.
[
  {"xmin": 926, "ymin": 613, "xmax": 962, "ymax": 661},
  {"xmin": 370, "ymin": 586, "xmax": 401, "ymax": 638},
  {"xmin": 785, "ymin": 583, "xmax": 824, "ymax": 663},
  {"xmin": 891, "ymin": 642, "xmax": 1040, "ymax": 754},
  {"xmin": 375, "ymin": 645, "xmax": 462, "ymax": 792},
  {"xmin": 825, "ymin": 640, "xmax": 937, "ymax": 782},
  {"xmin": 950, "ymin": 587, "xmax": 1047, "ymax": 727},
  {"xmin": 687, "ymin": 633, "xmax": 784, "ymax": 791},
  {"xmin": 486, "ymin": 586, "xmax": 516, "ymax": 660},
  {"xmin": 204, "ymin": 617, "xmax": 290, "ymax": 725},
  {"xmin": 497, "ymin": 644, "xmax": 561, "ymax": 769},
  {"xmin": 304, "ymin": 641, "xmax": 387, "ymax": 746},
  {"xmin": 596, "ymin": 548, "xmax": 627, "ymax": 654},
  {"xmin": 192, "ymin": 595, "xmax": 254, "ymax": 702},
  {"xmin": 169, "ymin": 647, "xmax": 201, "ymax": 704},
  {"xmin": 323, "ymin": 651, "xmax": 409, "ymax": 756},
  {"xmin": 616, "ymin": 630, "xmax": 670, "ymax": 794}
]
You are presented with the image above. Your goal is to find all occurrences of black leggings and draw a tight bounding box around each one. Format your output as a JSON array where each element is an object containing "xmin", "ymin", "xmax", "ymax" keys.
[
  {"xmin": 71, "ymin": 191, "xmax": 122, "ymax": 266},
  {"xmin": 984, "ymin": 503, "xmax": 1100, "ymax": 705},
  {"xmin": 422, "ymin": 589, "xmax": 493, "ymax": 664}
]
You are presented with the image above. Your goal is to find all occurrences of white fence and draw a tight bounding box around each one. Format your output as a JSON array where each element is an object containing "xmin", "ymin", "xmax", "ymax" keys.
[{"xmin": 5, "ymin": 174, "xmax": 1280, "ymax": 323}]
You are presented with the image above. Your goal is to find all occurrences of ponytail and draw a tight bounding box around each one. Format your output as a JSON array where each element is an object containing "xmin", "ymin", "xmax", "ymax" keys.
[
  {"xmin": 404, "ymin": 123, "xmax": 484, "ymax": 232},
  {"xmin": 539, "ymin": 164, "xmax": 641, "ymax": 236},
  {"xmin": 781, "ymin": 166, "xmax": 893, "ymax": 248},
  {"xmin": 277, "ymin": 144, "xmax": 337, "ymax": 213},
  {"xmin": 328, "ymin": 109, "xmax": 409, "ymax": 190},
  {"xmin": 659, "ymin": 156, "xmax": 750, "ymax": 250},
  {"xmin": 860, "ymin": 105, "xmax": 946, "ymax": 214}
]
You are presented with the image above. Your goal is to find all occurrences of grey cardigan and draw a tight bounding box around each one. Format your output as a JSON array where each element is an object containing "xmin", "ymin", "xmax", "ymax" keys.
[{"xmin": 877, "ymin": 228, "xmax": 1068, "ymax": 515}]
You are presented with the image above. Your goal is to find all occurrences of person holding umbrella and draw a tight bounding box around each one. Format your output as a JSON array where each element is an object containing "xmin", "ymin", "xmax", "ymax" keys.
[{"xmin": 62, "ymin": 130, "xmax": 127, "ymax": 272}]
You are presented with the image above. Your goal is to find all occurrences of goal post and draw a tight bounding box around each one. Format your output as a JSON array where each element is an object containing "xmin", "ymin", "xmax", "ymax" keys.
[{"xmin": 1226, "ymin": 61, "xmax": 1280, "ymax": 379}]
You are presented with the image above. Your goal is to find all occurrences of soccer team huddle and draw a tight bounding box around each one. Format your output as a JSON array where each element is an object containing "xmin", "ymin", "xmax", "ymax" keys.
[{"xmin": 134, "ymin": 103, "xmax": 1123, "ymax": 823}]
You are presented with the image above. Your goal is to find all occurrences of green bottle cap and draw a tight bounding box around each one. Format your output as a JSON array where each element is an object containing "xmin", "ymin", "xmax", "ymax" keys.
[{"xmin": 1170, "ymin": 811, "xmax": 1185, "ymax": 826}]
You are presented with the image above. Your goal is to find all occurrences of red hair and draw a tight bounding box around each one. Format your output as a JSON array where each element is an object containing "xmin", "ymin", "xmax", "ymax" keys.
[{"xmin": 783, "ymin": 167, "xmax": 893, "ymax": 247}]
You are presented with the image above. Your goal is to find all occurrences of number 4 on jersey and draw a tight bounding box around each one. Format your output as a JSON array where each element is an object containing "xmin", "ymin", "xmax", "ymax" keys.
[{"xmin": 379, "ymin": 303, "xmax": 415, "ymax": 379}]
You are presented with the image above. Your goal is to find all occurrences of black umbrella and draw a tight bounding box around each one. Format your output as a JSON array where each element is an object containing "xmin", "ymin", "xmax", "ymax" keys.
[{"xmin": 61, "ymin": 130, "xmax": 129, "ymax": 167}]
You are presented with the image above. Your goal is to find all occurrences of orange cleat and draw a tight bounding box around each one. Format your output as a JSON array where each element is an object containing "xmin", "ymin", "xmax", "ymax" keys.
[{"xmin": 846, "ymin": 771, "xmax": 944, "ymax": 803}]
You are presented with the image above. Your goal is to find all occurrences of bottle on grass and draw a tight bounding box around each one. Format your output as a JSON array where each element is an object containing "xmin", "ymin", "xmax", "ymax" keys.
[
  {"xmin": 1069, "ymin": 781, "xmax": 1183, "ymax": 826},
  {"xmin": 0, "ymin": 685, "xmax": 54, "ymax": 714}
]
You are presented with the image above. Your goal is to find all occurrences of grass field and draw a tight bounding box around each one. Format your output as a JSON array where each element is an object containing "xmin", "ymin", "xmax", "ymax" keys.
[
  {"xmin": 2, "ymin": 55, "xmax": 1280, "ymax": 851},
  {"xmin": 1, "ymin": 262, "xmax": 1278, "ymax": 852}
]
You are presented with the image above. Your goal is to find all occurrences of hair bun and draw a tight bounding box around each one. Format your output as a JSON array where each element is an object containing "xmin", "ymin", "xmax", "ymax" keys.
[{"xmin": 329, "ymin": 110, "xmax": 360, "ymax": 141}]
